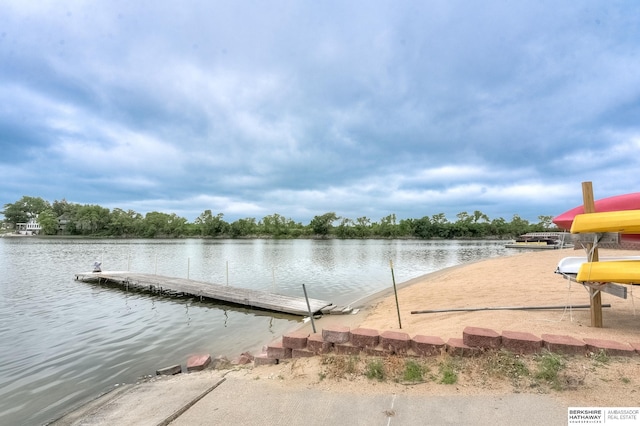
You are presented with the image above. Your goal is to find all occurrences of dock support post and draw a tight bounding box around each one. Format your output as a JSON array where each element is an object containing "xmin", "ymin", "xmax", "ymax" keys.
[
  {"xmin": 582, "ymin": 181, "xmax": 603, "ymax": 328},
  {"xmin": 302, "ymin": 284, "xmax": 316, "ymax": 333}
]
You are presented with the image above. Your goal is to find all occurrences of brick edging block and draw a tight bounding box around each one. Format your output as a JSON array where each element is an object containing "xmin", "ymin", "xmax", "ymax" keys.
[
  {"xmin": 412, "ymin": 335, "xmax": 445, "ymax": 356},
  {"xmin": 447, "ymin": 338, "xmax": 480, "ymax": 357},
  {"xmin": 186, "ymin": 354, "xmax": 212, "ymax": 372},
  {"xmin": 380, "ymin": 330, "xmax": 411, "ymax": 354},
  {"xmin": 335, "ymin": 342, "xmax": 362, "ymax": 355},
  {"xmin": 350, "ymin": 328, "xmax": 380, "ymax": 348},
  {"xmin": 583, "ymin": 338, "xmax": 636, "ymax": 357},
  {"xmin": 501, "ymin": 330, "xmax": 542, "ymax": 354},
  {"xmin": 322, "ymin": 326, "xmax": 350, "ymax": 344},
  {"xmin": 266, "ymin": 340, "xmax": 292, "ymax": 359},
  {"xmin": 292, "ymin": 348, "xmax": 315, "ymax": 358},
  {"xmin": 254, "ymin": 353, "xmax": 278, "ymax": 366},
  {"xmin": 463, "ymin": 326, "xmax": 501, "ymax": 349},
  {"xmin": 307, "ymin": 333, "xmax": 333, "ymax": 354},
  {"xmin": 283, "ymin": 331, "xmax": 309, "ymax": 349},
  {"xmin": 541, "ymin": 334, "xmax": 586, "ymax": 355}
]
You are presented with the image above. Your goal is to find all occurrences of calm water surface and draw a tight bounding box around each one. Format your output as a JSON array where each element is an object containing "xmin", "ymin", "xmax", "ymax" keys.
[{"xmin": 0, "ymin": 238, "xmax": 511, "ymax": 425}]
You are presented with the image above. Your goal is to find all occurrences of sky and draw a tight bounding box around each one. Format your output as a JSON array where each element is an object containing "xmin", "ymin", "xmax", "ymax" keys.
[{"xmin": 2, "ymin": 1, "xmax": 640, "ymax": 224}]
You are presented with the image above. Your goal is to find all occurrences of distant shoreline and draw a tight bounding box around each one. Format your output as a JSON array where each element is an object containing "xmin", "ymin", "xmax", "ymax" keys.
[{"xmin": 0, "ymin": 232, "xmax": 515, "ymax": 241}]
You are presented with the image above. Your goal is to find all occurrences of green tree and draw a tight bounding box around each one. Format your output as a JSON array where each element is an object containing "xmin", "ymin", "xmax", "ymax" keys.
[
  {"xmin": 508, "ymin": 214, "xmax": 531, "ymax": 236},
  {"xmin": 431, "ymin": 213, "xmax": 451, "ymax": 238},
  {"xmin": 75, "ymin": 205, "xmax": 111, "ymax": 234},
  {"xmin": 454, "ymin": 212, "xmax": 472, "ymax": 238},
  {"xmin": 142, "ymin": 211, "xmax": 186, "ymax": 237},
  {"xmin": 109, "ymin": 208, "xmax": 143, "ymax": 236},
  {"xmin": 141, "ymin": 213, "xmax": 159, "ymax": 237},
  {"xmin": 335, "ymin": 218, "xmax": 357, "ymax": 238},
  {"xmin": 194, "ymin": 210, "xmax": 228, "ymax": 236},
  {"xmin": 377, "ymin": 213, "xmax": 399, "ymax": 237},
  {"xmin": 229, "ymin": 217, "xmax": 258, "ymax": 237},
  {"xmin": 537, "ymin": 215, "xmax": 555, "ymax": 230},
  {"xmin": 354, "ymin": 216, "xmax": 371, "ymax": 237},
  {"xmin": 489, "ymin": 217, "xmax": 508, "ymax": 236},
  {"xmin": 260, "ymin": 213, "xmax": 301, "ymax": 237},
  {"xmin": 2, "ymin": 196, "xmax": 50, "ymax": 225},
  {"xmin": 398, "ymin": 218, "xmax": 416, "ymax": 237},
  {"xmin": 413, "ymin": 216, "xmax": 433, "ymax": 238},
  {"xmin": 309, "ymin": 212, "xmax": 339, "ymax": 237},
  {"xmin": 165, "ymin": 213, "xmax": 187, "ymax": 236},
  {"xmin": 454, "ymin": 210, "xmax": 490, "ymax": 238},
  {"xmin": 51, "ymin": 199, "xmax": 76, "ymax": 217},
  {"xmin": 472, "ymin": 210, "xmax": 490, "ymax": 223},
  {"xmin": 431, "ymin": 213, "xmax": 448, "ymax": 224},
  {"xmin": 37, "ymin": 209, "xmax": 59, "ymax": 235}
]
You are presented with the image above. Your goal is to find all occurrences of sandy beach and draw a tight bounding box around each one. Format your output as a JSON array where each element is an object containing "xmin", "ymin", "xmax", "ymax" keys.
[{"xmin": 358, "ymin": 248, "xmax": 640, "ymax": 344}]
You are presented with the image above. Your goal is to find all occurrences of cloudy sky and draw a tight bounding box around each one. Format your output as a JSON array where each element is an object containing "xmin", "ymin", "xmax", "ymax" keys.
[{"xmin": 2, "ymin": 1, "xmax": 639, "ymax": 224}]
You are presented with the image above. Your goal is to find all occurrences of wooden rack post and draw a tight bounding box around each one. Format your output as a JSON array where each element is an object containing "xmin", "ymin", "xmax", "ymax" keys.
[{"xmin": 582, "ymin": 181, "xmax": 603, "ymax": 327}]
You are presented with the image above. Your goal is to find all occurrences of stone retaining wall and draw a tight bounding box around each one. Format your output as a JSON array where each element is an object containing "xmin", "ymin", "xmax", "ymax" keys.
[{"xmin": 254, "ymin": 325, "xmax": 640, "ymax": 366}]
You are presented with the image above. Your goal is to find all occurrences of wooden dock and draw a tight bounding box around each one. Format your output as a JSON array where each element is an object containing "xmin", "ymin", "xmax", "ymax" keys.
[{"xmin": 74, "ymin": 271, "xmax": 333, "ymax": 316}]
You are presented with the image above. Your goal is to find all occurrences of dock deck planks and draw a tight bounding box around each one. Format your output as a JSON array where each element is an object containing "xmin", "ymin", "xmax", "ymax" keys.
[{"xmin": 74, "ymin": 271, "xmax": 332, "ymax": 316}]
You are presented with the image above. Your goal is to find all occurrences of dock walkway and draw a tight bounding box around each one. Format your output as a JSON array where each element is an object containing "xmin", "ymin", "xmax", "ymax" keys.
[{"xmin": 74, "ymin": 271, "xmax": 333, "ymax": 316}]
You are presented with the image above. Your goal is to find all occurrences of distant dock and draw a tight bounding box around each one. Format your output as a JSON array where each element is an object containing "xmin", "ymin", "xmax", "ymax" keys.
[{"xmin": 74, "ymin": 271, "xmax": 334, "ymax": 316}]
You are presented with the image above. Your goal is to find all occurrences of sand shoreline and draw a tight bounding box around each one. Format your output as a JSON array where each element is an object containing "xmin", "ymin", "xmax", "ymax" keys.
[{"xmin": 354, "ymin": 248, "xmax": 640, "ymax": 344}]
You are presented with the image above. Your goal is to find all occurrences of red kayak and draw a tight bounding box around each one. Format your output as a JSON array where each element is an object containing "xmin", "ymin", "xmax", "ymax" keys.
[{"xmin": 553, "ymin": 192, "xmax": 640, "ymax": 242}]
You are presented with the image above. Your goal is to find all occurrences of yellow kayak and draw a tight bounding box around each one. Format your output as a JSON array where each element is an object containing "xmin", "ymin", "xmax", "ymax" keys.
[
  {"xmin": 576, "ymin": 260, "xmax": 640, "ymax": 284},
  {"xmin": 570, "ymin": 209, "xmax": 640, "ymax": 234}
]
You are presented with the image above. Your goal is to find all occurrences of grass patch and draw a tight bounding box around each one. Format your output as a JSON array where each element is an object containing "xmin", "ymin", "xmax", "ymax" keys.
[
  {"xmin": 365, "ymin": 358, "xmax": 385, "ymax": 381},
  {"xmin": 439, "ymin": 359, "xmax": 458, "ymax": 384},
  {"xmin": 314, "ymin": 351, "xmax": 595, "ymax": 391},
  {"xmin": 484, "ymin": 350, "xmax": 530, "ymax": 380},
  {"xmin": 346, "ymin": 355, "xmax": 360, "ymax": 375},
  {"xmin": 591, "ymin": 349, "xmax": 610, "ymax": 364},
  {"xmin": 320, "ymin": 354, "xmax": 362, "ymax": 380},
  {"xmin": 403, "ymin": 359, "xmax": 428, "ymax": 383},
  {"xmin": 534, "ymin": 351, "xmax": 566, "ymax": 390}
]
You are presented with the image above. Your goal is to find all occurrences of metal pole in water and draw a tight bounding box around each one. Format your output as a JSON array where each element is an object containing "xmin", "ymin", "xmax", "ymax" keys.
[
  {"xmin": 302, "ymin": 283, "xmax": 316, "ymax": 333},
  {"xmin": 226, "ymin": 260, "xmax": 229, "ymax": 286},
  {"xmin": 187, "ymin": 257, "xmax": 190, "ymax": 279},
  {"xmin": 155, "ymin": 254, "xmax": 158, "ymax": 275},
  {"xmin": 127, "ymin": 253, "xmax": 131, "ymax": 271},
  {"xmin": 390, "ymin": 259, "xmax": 402, "ymax": 329}
]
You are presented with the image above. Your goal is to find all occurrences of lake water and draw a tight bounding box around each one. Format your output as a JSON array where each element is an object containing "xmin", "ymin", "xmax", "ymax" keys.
[{"xmin": 0, "ymin": 237, "xmax": 511, "ymax": 425}]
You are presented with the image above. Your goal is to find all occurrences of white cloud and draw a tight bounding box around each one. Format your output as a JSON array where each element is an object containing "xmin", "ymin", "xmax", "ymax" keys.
[{"xmin": 3, "ymin": 1, "xmax": 640, "ymax": 224}]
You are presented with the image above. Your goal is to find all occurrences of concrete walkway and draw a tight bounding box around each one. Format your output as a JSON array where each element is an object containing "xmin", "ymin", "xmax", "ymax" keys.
[{"xmin": 51, "ymin": 369, "xmax": 567, "ymax": 426}]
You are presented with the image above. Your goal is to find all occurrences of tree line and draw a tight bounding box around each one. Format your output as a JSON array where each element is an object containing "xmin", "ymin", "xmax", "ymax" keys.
[{"xmin": 1, "ymin": 195, "xmax": 559, "ymax": 239}]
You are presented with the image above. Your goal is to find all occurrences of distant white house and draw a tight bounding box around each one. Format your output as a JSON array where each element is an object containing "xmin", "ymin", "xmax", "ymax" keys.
[{"xmin": 15, "ymin": 218, "xmax": 41, "ymax": 235}]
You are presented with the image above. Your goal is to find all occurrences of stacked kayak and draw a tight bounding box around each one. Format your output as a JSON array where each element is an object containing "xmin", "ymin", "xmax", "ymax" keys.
[{"xmin": 554, "ymin": 193, "xmax": 640, "ymax": 285}]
